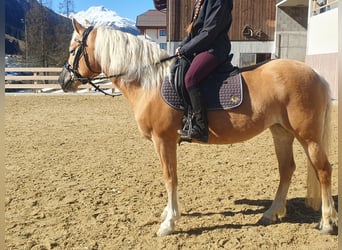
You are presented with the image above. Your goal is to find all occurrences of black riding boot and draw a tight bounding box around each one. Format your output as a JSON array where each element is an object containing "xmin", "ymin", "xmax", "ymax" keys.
[{"xmin": 178, "ymin": 86, "xmax": 208, "ymax": 143}]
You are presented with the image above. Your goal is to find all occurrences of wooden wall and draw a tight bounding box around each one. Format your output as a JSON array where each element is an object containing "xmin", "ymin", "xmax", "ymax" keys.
[
  {"xmin": 167, "ymin": 0, "xmax": 193, "ymax": 41},
  {"xmin": 230, "ymin": 0, "xmax": 276, "ymax": 41},
  {"xmin": 167, "ymin": 0, "xmax": 276, "ymax": 42}
]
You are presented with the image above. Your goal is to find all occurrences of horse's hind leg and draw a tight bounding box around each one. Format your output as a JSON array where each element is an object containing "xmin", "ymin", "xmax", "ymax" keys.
[
  {"xmin": 303, "ymin": 140, "xmax": 337, "ymax": 233},
  {"xmin": 152, "ymin": 136, "xmax": 180, "ymax": 236},
  {"xmin": 259, "ymin": 125, "xmax": 295, "ymax": 225}
]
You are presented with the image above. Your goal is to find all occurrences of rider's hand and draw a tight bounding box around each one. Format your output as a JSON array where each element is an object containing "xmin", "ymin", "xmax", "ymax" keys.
[{"xmin": 176, "ymin": 47, "xmax": 182, "ymax": 56}]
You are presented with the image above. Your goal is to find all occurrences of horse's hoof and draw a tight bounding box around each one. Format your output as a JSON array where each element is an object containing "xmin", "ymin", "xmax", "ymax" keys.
[
  {"xmin": 319, "ymin": 225, "xmax": 333, "ymax": 234},
  {"xmin": 318, "ymin": 223, "xmax": 338, "ymax": 235},
  {"xmin": 156, "ymin": 219, "xmax": 175, "ymax": 236},
  {"xmin": 257, "ymin": 216, "xmax": 276, "ymax": 226},
  {"xmin": 156, "ymin": 226, "xmax": 174, "ymax": 237}
]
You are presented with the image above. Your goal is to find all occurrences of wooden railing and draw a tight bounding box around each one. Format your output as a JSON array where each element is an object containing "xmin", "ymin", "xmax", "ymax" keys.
[{"xmin": 5, "ymin": 67, "xmax": 116, "ymax": 93}]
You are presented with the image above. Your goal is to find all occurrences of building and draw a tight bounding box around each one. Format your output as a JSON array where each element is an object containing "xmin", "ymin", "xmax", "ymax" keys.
[
  {"xmin": 306, "ymin": 0, "xmax": 338, "ymax": 99},
  {"xmin": 154, "ymin": 0, "xmax": 277, "ymax": 66},
  {"xmin": 152, "ymin": 0, "xmax": 338, "ymax": 99},
  {"xmin": 136, "ymin": 9, "xmax": 167, "ymax": 50},
  {"xmin": 229, "ymin": 0, "xmax": 276, "ymax": 67},
  {"xmin": 275, "ymin": 0, "xmax": 338, "ymax": 99},
  {"xmin": 275, "ymin": 0, "xmax": 308, "ymax": 61}
]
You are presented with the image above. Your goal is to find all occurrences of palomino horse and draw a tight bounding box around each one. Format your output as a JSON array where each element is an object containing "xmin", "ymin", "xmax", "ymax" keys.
[{"xmin": 59, "ymin": 19, "xmax": 337, "ymax": 236}]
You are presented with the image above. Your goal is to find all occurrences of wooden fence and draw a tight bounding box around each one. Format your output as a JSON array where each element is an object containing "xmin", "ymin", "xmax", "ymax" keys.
[{"xmin": 5, "ymin": 67, "xmax": 116, "ymax": 93}]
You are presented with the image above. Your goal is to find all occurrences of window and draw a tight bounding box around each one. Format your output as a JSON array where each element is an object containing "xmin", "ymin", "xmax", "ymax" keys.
[
  {"xmin": 159, "ymin": 29, "xmax": 166, "ymax": 37},
  {"xmin": 239, "ymin": 53, "xmax": 256, "ymax": 67},
  {"xmin": 159, "ymin": 43, "xmax": 167, "ymax": 50},
  {"xmin": 239, "ymin": 53, "xmax": 271, "ymax": 67}
]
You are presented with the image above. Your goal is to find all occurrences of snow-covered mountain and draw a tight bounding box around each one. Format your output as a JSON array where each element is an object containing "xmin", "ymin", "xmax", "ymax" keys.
[{"xmin": 70, "ymin": 6, "xmax": 140, "ymax": 35}]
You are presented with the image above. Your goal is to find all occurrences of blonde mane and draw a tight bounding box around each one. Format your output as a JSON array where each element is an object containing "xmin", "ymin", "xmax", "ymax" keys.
[{"xmin": 94, "ymin": 26, "xmax": 171, "ymax": 91}]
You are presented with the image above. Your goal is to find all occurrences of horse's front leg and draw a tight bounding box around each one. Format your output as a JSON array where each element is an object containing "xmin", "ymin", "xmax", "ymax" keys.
[{"xmin": 152, "ymin": 137, "xmax": 180, "ymax": 236}]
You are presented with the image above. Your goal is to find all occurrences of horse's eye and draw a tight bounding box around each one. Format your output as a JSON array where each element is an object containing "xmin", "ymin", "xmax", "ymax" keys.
[{"xmin": 69, "ymin": 49, "xmax": 75, "ymax": 55}]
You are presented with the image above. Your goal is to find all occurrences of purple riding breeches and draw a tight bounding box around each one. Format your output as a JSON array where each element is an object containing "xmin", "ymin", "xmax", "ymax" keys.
[{"xmin": 185, "ymin": 51, "xmax": 221, "ymax": 89}]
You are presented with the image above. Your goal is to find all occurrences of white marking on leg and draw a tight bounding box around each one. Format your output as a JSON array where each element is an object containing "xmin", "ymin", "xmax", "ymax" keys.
[{"xmin": 157, "ymin": 189, "xmax": 180, "ymax": 236}]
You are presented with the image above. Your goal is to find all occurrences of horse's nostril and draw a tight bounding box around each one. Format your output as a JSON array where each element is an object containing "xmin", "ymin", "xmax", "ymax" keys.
[{"xmin": 58, "ymin": 68, "xmax": 75, "ymax": 92}]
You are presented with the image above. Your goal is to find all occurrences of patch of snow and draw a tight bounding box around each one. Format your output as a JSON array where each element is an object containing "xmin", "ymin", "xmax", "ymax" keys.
[{"xmin": 70, "ymin": 6, "xmax": 140, "ymax": 35}]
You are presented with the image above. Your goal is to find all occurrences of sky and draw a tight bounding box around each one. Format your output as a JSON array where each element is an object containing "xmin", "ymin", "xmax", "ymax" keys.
[{"xmin": 48, "ymin": 0, "xmax": 156, "ymax": 21}]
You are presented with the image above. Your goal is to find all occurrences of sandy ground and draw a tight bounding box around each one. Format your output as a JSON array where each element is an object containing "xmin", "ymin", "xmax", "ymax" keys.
[{"xmin": 5, "ymin": 95, "xmax": 338, "ymax": 249}]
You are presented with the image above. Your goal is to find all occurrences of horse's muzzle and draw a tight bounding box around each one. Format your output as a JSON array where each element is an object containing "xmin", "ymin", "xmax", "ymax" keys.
[{"xmin": 58, "ymin": 66, "xmax": 75, "ymax": 92}]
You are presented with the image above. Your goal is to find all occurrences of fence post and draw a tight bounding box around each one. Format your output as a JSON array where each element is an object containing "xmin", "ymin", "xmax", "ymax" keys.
[{"xmin": 34, "ymin": 72, "xmax": 38, "ymax": 93}]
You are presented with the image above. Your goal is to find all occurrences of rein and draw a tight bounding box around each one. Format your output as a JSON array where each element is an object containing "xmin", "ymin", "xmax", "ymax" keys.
[{"xmin": 65, "ymin": 26, "xmax": 177, "ymax": 97}]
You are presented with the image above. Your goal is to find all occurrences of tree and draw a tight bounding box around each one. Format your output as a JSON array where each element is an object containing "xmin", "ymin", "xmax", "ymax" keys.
[
  {"xmin": 59, "ymin": 0, "xmax": 74, "ymax": 18},
  {"xmin": 25, "ymin": 0, "xmax": 48, "ymax": 66},
  {"xmin": 26, "ymin": 0, "xmax": 73, "ymax": 67}
]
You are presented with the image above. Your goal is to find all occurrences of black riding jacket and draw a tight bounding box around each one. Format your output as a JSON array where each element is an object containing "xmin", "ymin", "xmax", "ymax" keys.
[{"xmin": 179, "ymin": 0, "xmax": 233, "ymax": 62}]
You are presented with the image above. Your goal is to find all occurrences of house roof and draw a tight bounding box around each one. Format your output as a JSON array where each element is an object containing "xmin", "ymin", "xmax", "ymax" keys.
[{"xmin": 136, "ymin": 10, "xmax": 166, "ymax": 28}]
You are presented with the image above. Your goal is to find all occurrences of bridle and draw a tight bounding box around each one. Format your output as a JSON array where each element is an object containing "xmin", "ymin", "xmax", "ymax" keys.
[
  {"xmin": 63, "ymin": 26, "xmax": 177, "ymax": 97},
  {"xmin": 63, "ymin": 26, "xmax": 125, "ymax": 97}
]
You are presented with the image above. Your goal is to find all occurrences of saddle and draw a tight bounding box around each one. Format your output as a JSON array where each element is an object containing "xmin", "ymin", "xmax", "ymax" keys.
[{"xmin": 161, "ymin": 58, "xmax": 243, "ymax": 111}]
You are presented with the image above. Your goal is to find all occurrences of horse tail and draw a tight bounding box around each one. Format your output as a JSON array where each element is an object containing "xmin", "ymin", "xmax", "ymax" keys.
[
  {"xmin": 322, "ymin": 77, "xmax": 332, "ymax": 157},
  {"xmin": 305, "ymin": 74, "xmax": 332, "ymax": 211}
]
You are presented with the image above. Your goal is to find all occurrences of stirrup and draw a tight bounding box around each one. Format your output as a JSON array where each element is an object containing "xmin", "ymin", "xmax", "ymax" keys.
[
  {"xmin": 178, "ymin": 126, "xmax": 208, "ymax": 143},
  {"xmin": 177, "ymin": 116, "xmax": 208, "ymax": 143},
  {"xmin": 178, "ymin": 128, "xmax": 193, "ymax": 143},
  {"xmin": 177, "ymin": 112, "xmax": 193, "ymax": 143}
]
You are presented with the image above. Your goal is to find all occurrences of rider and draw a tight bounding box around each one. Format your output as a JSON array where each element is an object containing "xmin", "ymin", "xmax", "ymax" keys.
[{"xmin": 176, "ymin": 0, "xmax": 233, "ymax": 143}]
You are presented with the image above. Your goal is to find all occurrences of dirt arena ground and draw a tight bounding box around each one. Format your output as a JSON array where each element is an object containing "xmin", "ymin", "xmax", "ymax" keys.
[{"xmin": 5, "ymin": 95, "xmax": 338, "ymax": 249}]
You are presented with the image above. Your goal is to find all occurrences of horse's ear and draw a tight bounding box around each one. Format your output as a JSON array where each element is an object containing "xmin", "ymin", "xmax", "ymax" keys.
[
  {"xmin": 72, "ymin": 18, "xmax": 85, "ymax": 35},
  {"xmin": 85, "ymin": 19, "xmax": 91, "ymax": 26}
]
